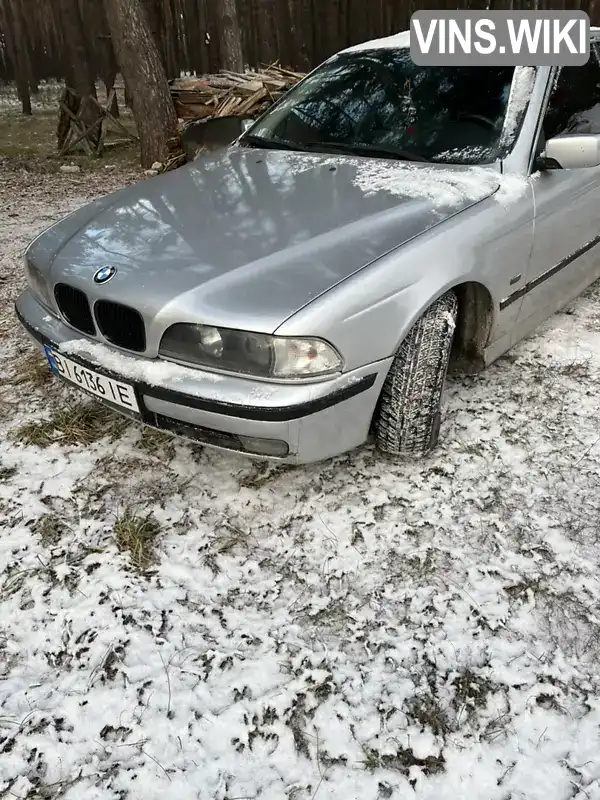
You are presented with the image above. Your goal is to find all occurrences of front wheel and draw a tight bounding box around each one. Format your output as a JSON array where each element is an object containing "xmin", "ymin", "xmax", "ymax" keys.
[{"xmin": 374, "ymin": 291, "xmax": 458, "ymax": 458}]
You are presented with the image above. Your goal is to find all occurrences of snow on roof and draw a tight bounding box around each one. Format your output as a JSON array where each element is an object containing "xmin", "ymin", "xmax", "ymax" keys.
[
  {"xmin": 343, "ymin": 25, "xmax": 599, "ymax": 55},
  {"xmin": 341, "ymin": 30, "xmax": 410, "ymax": 54}
]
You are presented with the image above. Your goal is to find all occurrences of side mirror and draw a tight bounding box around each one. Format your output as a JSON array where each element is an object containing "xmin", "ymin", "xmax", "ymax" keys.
[
  {"xmin": 180, "ymin": 115, "xmax": 255, "ymax": 161},
  {"xmin": 540, "ymin": 133, "xmax": 600, "ymax": 170}
]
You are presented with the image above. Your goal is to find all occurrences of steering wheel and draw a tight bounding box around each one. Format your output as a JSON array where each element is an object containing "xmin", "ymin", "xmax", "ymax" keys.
[{"xmin": 456, "ymin": 112, "xmax": 496, "ymax": 130}]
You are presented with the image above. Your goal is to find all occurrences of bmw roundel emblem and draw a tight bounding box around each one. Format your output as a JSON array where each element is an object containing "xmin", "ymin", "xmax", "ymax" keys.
[{"xmin": 94, "ymin": 266, "xmax": 117, "ymax": 284}]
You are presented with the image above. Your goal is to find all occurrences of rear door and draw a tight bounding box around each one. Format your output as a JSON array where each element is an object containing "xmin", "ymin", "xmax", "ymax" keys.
[{"xmin": 518, "ymin": 46, "xmax": 600, "ymax": 328}]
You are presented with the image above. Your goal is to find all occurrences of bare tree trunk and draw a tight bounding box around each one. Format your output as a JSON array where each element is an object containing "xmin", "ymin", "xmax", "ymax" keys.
[
  {"xmin": 13, "ymin": 0, "xmax": 37, "ymax": 99},
  {"xmin": 0, "ymin": 0, "xmax": 32, "ymax": 114},
  {"xmin": 22, "ymin": 0, "xmax": 40, "ymax": 92},
  {"xmin": 89, "ymin": 0, "xmax": 120, "ymax": 116},
  {"xmin": 216, "ymin": 0, "xmax": 244, "ymax": 72},
  {"xmin": 161, "ymin": 0, "xmax": 178, "ymax": 79},
  {"xmin": 58, "ymin": 0, "xmax": 102, "ymax": 149},
  {"xmin": 105, "ymin": 72, "xmax": 120, "ymax": 118},
  {"xmin": 102, "ymin": 0, "xmax": 178, "ymax": 167},
  {"xmin": 140, "ymin": 0, "xmax": 165, "ymax": 63}
]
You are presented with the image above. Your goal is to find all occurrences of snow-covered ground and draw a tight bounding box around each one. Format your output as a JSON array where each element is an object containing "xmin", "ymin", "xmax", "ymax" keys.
[
  {"xmin": 0, "ymin": 81, "xmax": 66, "ymax": 111},
  {"xmin": 2, "ymin": 162, "xmax": 600, "ymax": 800}
]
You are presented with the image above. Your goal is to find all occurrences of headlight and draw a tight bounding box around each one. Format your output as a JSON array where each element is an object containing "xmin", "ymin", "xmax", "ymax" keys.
[
  {"xmin": 24, "ymin": 255, "xmax": 54, "ymax": 311},
  {"xmin": 159, "ymin": 324, "xmax": 343, "ymax": 379}
]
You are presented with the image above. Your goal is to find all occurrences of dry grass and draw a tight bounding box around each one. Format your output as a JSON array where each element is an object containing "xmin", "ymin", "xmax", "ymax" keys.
[
  {"xmin": 32, "ymin": 513, "xmax": 69, "ymax": 547},
  {"xmin": 11, "ymin": 401, "xmax": 128, "ymax": 448},
  {"xmin": 558, "ymin": 358, "xmax": 594, "ymax": 379},
  {"xmin": 136, "ymin": 426, "xmax": 177, "ymax": 460},
  {"xmin": 0, "ymin": 103, "xmax": 139, "ymax": 169},
  {"xmin": 405, "ymin": 691, "xmax": 451, "ymax": 738},
  {"xmin": 10, "ymin": 350, "xmax": 53, "ymax": 388},
  {"xmin": 114, "ymin": 510, "xmax": 161, "ymax": 572},
  {"xmin": 402, "ymin": 664, "xmax": 497, "ymax": 741},
  {"xmin": 359, "ymin": 743, "xmax": 445, "ymax": 776},
  {"xmin": 0, "ymin": 109, "xmax": 61, "ymax": 161},
  {"xmin": 0, "ymin": 465, "xmax": 17, "ymax": 482}
]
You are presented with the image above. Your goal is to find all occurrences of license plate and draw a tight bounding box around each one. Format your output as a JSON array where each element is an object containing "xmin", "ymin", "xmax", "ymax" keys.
[{"xmin": 44, "ymin": 346, "xmax": 140, "ymax": 413}]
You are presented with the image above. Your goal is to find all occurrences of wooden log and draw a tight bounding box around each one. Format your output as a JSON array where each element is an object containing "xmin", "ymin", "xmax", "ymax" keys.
[
  {"xmin": 89, "ymin": 93, "xmax": 139, "ymax": 141},
  {"xmin": 57, "ymin": 87, "xmax": 79, "ymax": 151},
  {"xmin": 168, "ymin": 65, "xmax": 303, "ymax": 122},
  {"xmin": 58, "ymin": 99, "xmax": 95, "ymax": 155},
  {"xmin": 60, "ymin": 114, "xmax": 104, "ymax": 156},
  {"xmin": 236, "ymin": 87, "xmax": 268, "ymax": 115},
  {"xmin": 174, "ymin": 101, "xmax": 214, "ymax": 119}
]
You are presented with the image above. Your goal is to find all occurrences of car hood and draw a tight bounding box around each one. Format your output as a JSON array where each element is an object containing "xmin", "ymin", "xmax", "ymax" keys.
[{"xmin": 38, "ymin": 148, "xmax": 500, "ymax": 336}]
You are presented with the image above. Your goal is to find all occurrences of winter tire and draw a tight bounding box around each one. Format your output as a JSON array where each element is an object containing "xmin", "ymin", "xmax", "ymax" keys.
[{"xmin": 375, "ymin": 290, "xmax": 458, "ymax": 457}]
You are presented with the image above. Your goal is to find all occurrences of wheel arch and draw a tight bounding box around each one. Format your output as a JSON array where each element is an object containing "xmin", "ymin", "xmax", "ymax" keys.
[
  {"xmin": 449, "ymin": 281, "xmax": 495, "ymax": 374},
  {"xmin": 368, "ymin": 280, "xmax": 494, "ymax": 441},
  {"xmin": 385, "ymin": 280, "xmax": 495, "ymax": 376}
]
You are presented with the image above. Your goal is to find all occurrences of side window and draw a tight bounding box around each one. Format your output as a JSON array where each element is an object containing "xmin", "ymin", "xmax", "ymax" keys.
[{"xmin": 543, "ymin": 44, "xmax": 600, "ymax": 139}]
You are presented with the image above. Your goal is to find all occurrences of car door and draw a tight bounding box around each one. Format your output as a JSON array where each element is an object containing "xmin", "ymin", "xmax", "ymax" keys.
[{"xmin": 518, "ymin": 47, "xmax": 600, "ymax": 329}]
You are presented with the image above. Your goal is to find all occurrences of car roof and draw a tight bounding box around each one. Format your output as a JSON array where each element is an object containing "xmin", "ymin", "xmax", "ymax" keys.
[
  {"xmin": 342, "ymin": 26, "xmax": 600, "ymax": 54},
  {"xmin": 340, "ymin": 30, "xmax": 410, "ymax": 55}
]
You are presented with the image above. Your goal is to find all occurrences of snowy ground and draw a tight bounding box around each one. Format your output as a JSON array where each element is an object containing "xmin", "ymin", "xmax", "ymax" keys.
[
  {"xmin": 2, "ymin": 162, "xmax": 600, "ymax": 800},
  {"xmin": 0, "ymin": 81, "xmax": 65, "ymax": 111}
]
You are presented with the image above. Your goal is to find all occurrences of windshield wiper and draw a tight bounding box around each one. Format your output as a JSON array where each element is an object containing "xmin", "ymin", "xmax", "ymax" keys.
[
  {"xmin": 303, "ymin": 140, "xmax": 430, "ymax": 163},
  {"xmin": 241, "ymin": 134, "xmax": 429, "ymax": 162},
  {"xmin": 241, "ymin": 134, "xmax": 312, "ymax": 153}
]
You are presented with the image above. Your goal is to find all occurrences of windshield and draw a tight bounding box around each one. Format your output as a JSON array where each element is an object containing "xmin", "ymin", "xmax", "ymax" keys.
[{"xmin": 242, "ymin": 50, "xmax": 522, "ymax": 165}]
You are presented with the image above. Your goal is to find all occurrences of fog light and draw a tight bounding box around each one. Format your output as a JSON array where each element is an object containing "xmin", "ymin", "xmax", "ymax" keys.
[{"xmin": 238, "ymin": 435, "xmax": 289, "ymax": 457}]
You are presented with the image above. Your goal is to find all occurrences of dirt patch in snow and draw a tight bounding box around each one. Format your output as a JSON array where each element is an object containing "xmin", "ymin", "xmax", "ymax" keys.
[{"xmin": 2, "ymin": 162, "xmax": 600, "ymax": 800}]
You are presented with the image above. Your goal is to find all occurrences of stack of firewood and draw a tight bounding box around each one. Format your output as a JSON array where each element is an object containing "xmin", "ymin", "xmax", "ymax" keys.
[{"xmin": 169, "ymin": 63, "xmax": 304, "ymax": 121}]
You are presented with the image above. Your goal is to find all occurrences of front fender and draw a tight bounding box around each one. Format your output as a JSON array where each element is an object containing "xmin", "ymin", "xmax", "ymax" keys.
[
  {"xmin": 274, "ymin": 222, "xmax": 484, "ymax": 371},
  {"xmin": 275, "ymin": 189, "xmax": 533, "ymax": 371}
]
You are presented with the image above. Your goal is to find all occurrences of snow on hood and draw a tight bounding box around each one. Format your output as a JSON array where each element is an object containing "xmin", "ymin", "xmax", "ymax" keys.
[
  {"xmin": 341, "ymin": 30, "xmax": 411, "ymax": 53},
  {"xmin": 347, "ymin": 161, "xmax": 530, "ymax": 207},
  {"xmin": 266, "ymin": 153, "xmax": 529, "ymax": 209}
]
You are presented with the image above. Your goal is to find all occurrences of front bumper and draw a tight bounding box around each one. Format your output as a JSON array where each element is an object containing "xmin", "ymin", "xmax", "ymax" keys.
[{"xmin": 15, "ymin": 291, "xmax": 392, "ymax": 464}]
